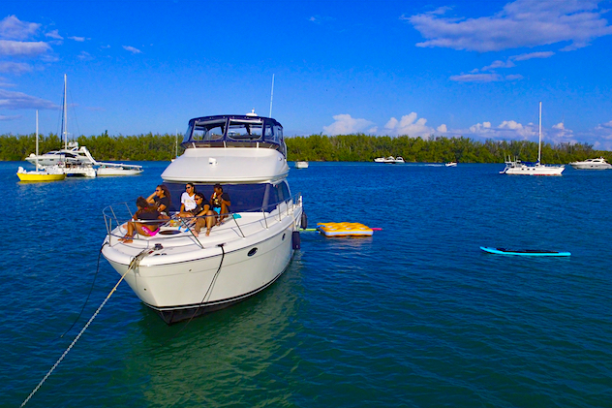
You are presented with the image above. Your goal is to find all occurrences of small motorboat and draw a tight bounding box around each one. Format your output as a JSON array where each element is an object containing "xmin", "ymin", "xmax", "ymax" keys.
[{"xmin": 294, "ymin": 161, "xmax": 309, "ymax": 169}]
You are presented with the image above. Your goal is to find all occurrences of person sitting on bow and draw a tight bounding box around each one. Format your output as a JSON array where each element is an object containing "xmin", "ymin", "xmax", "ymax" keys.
[
  {"xmin": 210, "ymin": 183, "xmax": 231, "ymax": 225},
  {"xmin": 120, "ymin": 197, "xmax": 162, "ymax": 243}
]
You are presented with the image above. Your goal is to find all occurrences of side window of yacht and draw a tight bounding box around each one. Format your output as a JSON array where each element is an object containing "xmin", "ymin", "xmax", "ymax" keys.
[{"xmin": 277, "ymin": 181, "xmax": 290, "ymax": 202}]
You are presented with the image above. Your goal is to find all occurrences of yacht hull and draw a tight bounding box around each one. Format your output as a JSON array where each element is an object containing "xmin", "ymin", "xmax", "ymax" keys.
[{"xmin": 103, "ymin": 221, "xmax": 296, "ymax": 324}]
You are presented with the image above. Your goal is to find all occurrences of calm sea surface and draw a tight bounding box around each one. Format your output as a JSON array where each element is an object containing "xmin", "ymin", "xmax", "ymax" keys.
[{"xmin": 1, "ymin": 161, "xmax": 611, "ymax": 408}]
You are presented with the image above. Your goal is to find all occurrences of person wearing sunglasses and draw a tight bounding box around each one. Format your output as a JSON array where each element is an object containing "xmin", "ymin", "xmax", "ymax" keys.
[
  {"xmin": 147, "ymin": 184, "xmax": 172, "ymax": 219},
  {"xmin": 179, "ymin": 183, "xmax": 197, "ymax": 217}
]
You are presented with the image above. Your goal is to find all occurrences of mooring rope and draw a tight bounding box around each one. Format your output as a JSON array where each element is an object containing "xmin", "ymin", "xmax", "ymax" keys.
[{"xmin": 20, "ymin": 248, "xmax": 152, "ymax": 407}]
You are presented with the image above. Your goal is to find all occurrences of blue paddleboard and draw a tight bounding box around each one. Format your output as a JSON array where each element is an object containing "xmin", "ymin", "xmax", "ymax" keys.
[{"xmin": 480, "ymin": 247, "xmax": 571, "ymax": 257}]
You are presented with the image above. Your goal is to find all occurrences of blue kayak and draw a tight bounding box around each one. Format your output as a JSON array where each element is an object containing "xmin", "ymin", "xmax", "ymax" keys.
[{"xmin": 480, "ymin": 247, "xmax": 571, "ymax": 257}]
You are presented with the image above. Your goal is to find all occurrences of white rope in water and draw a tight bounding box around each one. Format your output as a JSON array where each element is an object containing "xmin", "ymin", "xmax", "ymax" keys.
[{"xmin": 20, "ymin": 249, "xmax": 150, "ymax": 407}]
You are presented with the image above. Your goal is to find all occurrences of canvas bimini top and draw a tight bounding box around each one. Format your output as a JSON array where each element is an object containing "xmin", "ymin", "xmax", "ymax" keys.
[{"xmin": 181, "ymin": 114, "xmax": 286, "ymax": 157}]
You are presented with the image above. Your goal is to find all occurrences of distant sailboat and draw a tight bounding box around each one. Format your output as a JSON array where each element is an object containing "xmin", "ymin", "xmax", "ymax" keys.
[
  {"xmin": 500, "ymin": 102, "xmax": 564, "ymax": 176},
  {"xmin": 17, "ymin": 111, "xmax": 66, "ymax": 182}
]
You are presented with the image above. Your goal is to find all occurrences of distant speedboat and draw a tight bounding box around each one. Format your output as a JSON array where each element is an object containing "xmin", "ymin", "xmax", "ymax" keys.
[
  {"xmin": 569, "ymin": 157, "xmax": 612, "ymax": 170},
  {"xmin": 394, "ymin": 157, "xmax": 405, "ymax": 164},
  {"xmin": 445, "ymin": 162, "xmax": 457, "ymax": 167},
  {"xmin": 500, "ymin": 102, "xmax": 564, "ymax": 176},
  {"xmin": 295, "ymin": 161, "xmax": 309, "ymax": 169}
]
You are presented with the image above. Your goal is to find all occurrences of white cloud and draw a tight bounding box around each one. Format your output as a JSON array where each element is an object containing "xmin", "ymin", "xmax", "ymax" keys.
[
  {"xmin": 45, "ymin": 29, "xmax": 63, "ymax": 40},
  {"xmin": 0, "ymin": 114, "xmax": 21, "ymax": 121},
  {"xmin": 460, "ymin": 119, "xmax": 577, "ymax": 142},
  {"xmin": 482, "ymin": 60, "xmax": 515, "ymax": 71},
  {"xmin": 384, "ymin": 112, "xmax": 434, "ymax": 137},
  {"xmin": 512, "ymin": 51, "xmax": 554, "ymax": 61},
  {"xmin": 0, "ymin": 89, "xmax": 58, "ymax": 110},
  {"xmin": 0, "ymin": 61, "xmax": 32, "ymax": 74},
  {"xmin": 123, "ymin": 45, "xmax": 142, "ymax": 54},
  {"xmin": 68, "ymin": 36, "xmax": 87, "ymax": 42},
  {"xmin": 596, "ymin": 120, "xmax": 612, "ymax": 130},
  {"xmin": 450, "ymin": 73, "xmax": 502, "ymax": 82},
  {"xmin": 437, "ymin": 124, "xmax": 448, "ymax": 133},
  {"xmin": 78, "ymin": 51, "xmax": 93, "ymax": 61},
  {"xmin": 450, "ymin": 73, "xmax": 522, "ymax": 82},
  {"xmin": 308, "ymin": 15, "xmax": 335, "ymax": 25},
  {"xmin": 0, "ymin": 40, "xmax": 51, "ymax": 57},
  {"xmin": 404, "ymin": 0, "xmax": 612, "ymax": 52},
  {"xmin": 0, "ymin": 15, "xmax": 39, "ymax": 40},
  {"xmin": 323, "ymin": 114, "xmax": 374, "ymax": 135}
]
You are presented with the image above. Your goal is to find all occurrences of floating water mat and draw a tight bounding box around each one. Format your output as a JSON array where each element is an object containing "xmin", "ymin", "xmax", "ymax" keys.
[{"xmin": 317, "ymin": 222, "xmax": 373, "ymax": 237}]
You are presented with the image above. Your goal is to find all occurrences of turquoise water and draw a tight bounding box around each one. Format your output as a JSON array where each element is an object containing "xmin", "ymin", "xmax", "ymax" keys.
[{"xmin": 1, "ymin": 161, "xmax": 611, "ymax": 407}]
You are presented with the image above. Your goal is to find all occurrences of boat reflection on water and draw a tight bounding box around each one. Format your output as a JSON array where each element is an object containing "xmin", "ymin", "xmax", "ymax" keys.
[{"xmin": 119, "ymin": 258, "xmax": 305, "ymax": 406}]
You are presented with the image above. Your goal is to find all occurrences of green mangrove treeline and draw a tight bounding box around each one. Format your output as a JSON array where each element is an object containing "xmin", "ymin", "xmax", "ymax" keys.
[{"xmin": 0, "ymin": 132, "xmax": 608, "ymax": 163}]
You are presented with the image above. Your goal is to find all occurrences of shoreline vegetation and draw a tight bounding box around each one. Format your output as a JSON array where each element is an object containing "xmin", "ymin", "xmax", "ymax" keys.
[{"xmin": 1, "ymin": 132, "xmax": 608, "ymax": 163}]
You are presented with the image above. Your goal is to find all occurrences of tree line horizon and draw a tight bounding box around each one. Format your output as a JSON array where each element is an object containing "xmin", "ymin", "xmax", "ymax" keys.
[{"xmin": 0, "ymin": 131, "xmax": 608, "ymax": 164}]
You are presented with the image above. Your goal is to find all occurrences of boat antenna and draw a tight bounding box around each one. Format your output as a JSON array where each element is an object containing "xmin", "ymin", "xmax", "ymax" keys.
[
  {"xmin": 538, "ymin": 101, "xmax": 542, "ymax": 164},
  {"xmin": 35, "ymin": 110, "xmax": 39, "ymax": 171},
  {"xmin": 175, "ymin": 129, "xmax": 178, "ymax": 158},
  {"xmin": 269, "ymin": 74, "xmax": 274, "ymax": 117}
]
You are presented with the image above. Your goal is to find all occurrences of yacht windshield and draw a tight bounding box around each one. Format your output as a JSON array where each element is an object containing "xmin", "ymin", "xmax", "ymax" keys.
[{"xmin": 181, "ymin": 115, "xmax": 286, "ymax": 156}]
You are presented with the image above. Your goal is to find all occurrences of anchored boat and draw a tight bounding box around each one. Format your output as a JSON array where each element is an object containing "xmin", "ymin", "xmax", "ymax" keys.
[
  {"xmin": 17, "ymin": 111, "xmax": 66, "ymax": 182},
  {"xmin": 101, "ymin": 114, "xmax": 304, "ymax": 324},
  {"xmin": 500, "ymin": 102, "xmax": 564, "ymax": 176}
]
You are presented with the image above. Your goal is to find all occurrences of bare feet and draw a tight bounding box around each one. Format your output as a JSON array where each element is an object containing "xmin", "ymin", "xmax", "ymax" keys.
[
  {"xmin": 119, "ymin": 235, "xmax": 134, "ymax": 243},
  {"xmin": 205, "ymin": 228, "xmax": 211, "ymax": 237},
  {"xmin": 193, "ymin": 230, "xmax": 199, "ymax": 237}
]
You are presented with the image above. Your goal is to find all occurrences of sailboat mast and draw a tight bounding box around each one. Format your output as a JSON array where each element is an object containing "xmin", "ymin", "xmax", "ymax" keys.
[
  {"xmin": 538, "ymin": 101, "xmax": 542, "ymax": 164},
  {"xmin": 35, "ymin": 110, "xmax": 39, "ymax": 170},
  {"xmin": 63, "ymin": 74, "xmax": 68, "ymax": 150}
]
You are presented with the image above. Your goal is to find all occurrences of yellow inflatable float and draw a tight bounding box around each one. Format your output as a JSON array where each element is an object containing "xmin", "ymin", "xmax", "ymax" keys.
[{"xmin": 317, "ymin": 222, "xmax": 373, "ymax": 237}]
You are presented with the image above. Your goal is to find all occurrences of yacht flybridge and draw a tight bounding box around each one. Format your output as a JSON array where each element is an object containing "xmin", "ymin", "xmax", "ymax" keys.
[{"xmin": 101, "ymin": 114, "xmax": 304, "ymax": 324}]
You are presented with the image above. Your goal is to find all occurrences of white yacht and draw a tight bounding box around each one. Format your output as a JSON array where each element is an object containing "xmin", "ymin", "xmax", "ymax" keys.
[
  {"xmin": 500, "ymin": 102, "xmax": 564, "ymax": 176},
  {"xmin": 569, "ymin": 157, "xmax": 612, "ymax": 170},
  {"xmin": 25, "ymin": 142, "xmax": 96, "ymax": 167},
  {"xmin": 294, "ymin": 161, "xmax": 309, "ymax": 169},
  {"xmin": 374, "ymin": 156, "xmax": 403, "ymax": 164},
  {"xmin": 96, "ymin": 163, "xmax": 144, "ymax": 176},
  {"xmin": 101, "ymin": 114, "xmax": 304, "ymax": 324}
]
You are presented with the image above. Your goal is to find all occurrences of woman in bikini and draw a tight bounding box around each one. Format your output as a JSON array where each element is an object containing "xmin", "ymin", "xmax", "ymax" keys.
[{"xmin": 120, "ymin": 197, "xmax": 162, "ymax": 243}]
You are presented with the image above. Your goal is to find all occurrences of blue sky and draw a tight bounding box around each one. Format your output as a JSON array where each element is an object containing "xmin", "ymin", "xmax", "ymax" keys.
[{"xmin": 1, "ymin": 0, "xmax": 612, "ymax": 148}]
